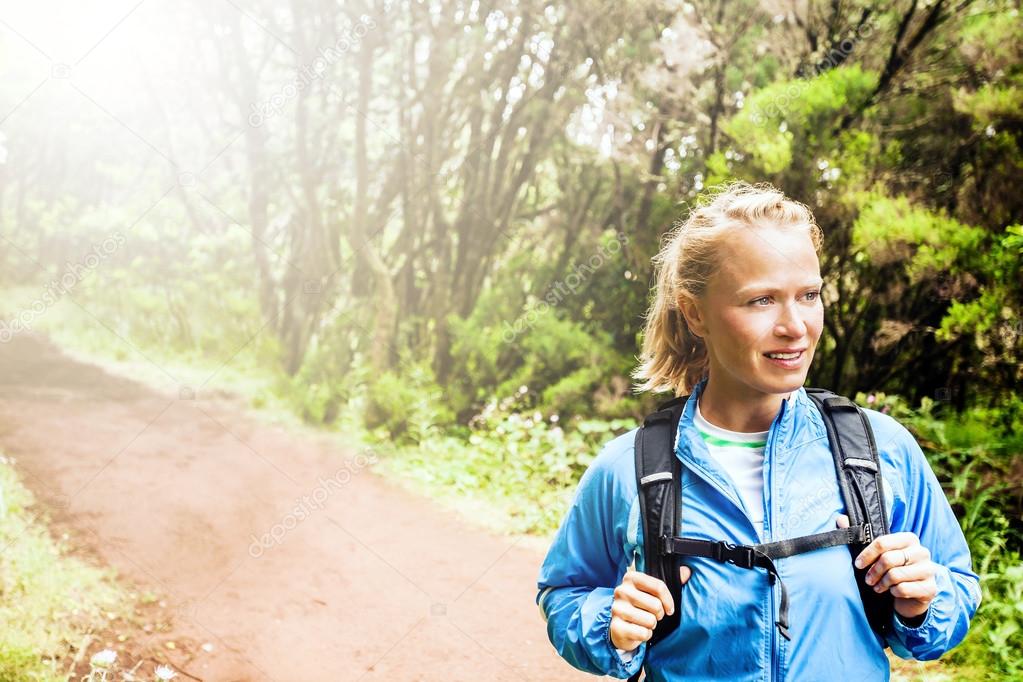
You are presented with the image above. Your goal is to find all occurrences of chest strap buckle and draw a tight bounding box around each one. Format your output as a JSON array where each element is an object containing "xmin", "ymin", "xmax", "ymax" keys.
[{"xmin": 714, "ymin": 541, "xmax": 756, "ymax": 569}]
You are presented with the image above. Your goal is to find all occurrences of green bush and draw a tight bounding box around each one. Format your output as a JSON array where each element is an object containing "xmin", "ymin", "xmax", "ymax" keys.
[
  {"xmin": 858, "ymin": 392, "xmax": 1023, "ymax": 677},
  {"xmin": 361, "ymin": 359, "xmax": 455, "ymax": 447},
  {"xmin": 276, "ymin": 318, "xmax": 360, "ymax": 426},
  {"xmin": 378, "ymin": 385, "xmax": 635, "ymax": 534},
  {"xmin": 448, "ymin": 290, "xmax": 640, "ymax": 423}
]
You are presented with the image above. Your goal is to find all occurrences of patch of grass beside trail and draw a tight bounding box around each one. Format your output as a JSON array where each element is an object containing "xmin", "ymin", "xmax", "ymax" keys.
[
  {"xmin": 0, "ymin": 456, "xmax": 190, "ymax": 682},
  {"xmin": 0, "ymin": 455, "xmax": 127, "ymax": 680}
]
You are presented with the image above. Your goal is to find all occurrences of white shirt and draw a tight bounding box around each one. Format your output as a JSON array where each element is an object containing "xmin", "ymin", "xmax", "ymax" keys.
[{"xmin": 693, "ymin": 399, "xmax": 768, "ymax": 528}]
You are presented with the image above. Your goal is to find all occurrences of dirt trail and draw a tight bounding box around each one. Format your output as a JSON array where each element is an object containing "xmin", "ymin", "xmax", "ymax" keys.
[{"xmin": 0, "ymin": 334, "xmax": 592, "ymax": 682}]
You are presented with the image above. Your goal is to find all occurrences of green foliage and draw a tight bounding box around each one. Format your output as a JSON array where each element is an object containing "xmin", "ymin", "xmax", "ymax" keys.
[
  {"xmin": 361, "ymin": 358, "xmax": 455, "ymax": 447},
  {"xmin": 851, "ymin": 195, "xmax": 987, "ymax": 281},
  {"xmin": 937, "ymin": 289, "xmax": 1010, "ymax": 346},
  {"xmin": 712, "ymin": 65, "xmax": 878, "ymax": 181},
  {"xmin": 955, "ymin": 84, "xmax": 1023, "ymax": 130},
  {"xmin": 857, "ymin": 392, "xmax": 1023, "ymax": 676},
  {"xmin": 931, "ymin": 223, "xmax": 1023, "ymax": 390},
  {"xmin": 0, "ymin": 458, "xmax": 128, "ymax": 681},
  {"xmin": 378, "ymin": 386, "xmax": 635, "ymax": 534},
  {"xmin": 274, "ymin": 311, "xmax": 364, "ymax": 426},
  {"xmin": 448, "ymin": 281, "xmax": 642, "ymax": 422},
  {"xmin": 507, "ymin": 313, "xmax": 617, "ymax": 410},
  {"xmin": 966, "ymin": 560, "xmax": 1023, "ymax": 679}
]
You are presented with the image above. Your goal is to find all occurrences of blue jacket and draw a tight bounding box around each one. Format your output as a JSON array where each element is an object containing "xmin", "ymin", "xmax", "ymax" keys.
[{"xmin": 536, "ymin": 379, "xmax": 981, "ymax": 680}]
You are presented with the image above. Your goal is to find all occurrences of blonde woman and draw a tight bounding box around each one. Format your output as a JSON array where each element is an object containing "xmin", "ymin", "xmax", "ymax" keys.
[{"xmin": 536, "ymin": 182, "xmax": 980, "ymax": 680}]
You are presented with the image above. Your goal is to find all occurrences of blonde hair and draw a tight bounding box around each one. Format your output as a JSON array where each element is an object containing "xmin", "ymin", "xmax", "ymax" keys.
[{"xmin": 632, "ymin": 181, "xmax": 824, "ymax": 396}]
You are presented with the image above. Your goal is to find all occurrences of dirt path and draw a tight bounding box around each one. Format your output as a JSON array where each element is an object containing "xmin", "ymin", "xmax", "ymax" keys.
[{"xmin": 0, "ymin": 334, "xmax": 592, "ymax": 682}]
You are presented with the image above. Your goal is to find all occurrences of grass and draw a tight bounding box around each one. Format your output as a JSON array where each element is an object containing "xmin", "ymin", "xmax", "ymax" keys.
[
  {"xmin": 0, "ymin": 455, "xmax": 128, "ymax": 681},
  {"xmin": 0, "ymin": 456, "xmax": 194, "ymax": 682}
]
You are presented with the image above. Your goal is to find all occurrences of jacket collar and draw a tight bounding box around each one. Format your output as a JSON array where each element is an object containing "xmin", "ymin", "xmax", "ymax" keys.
[{"xmin": 673, "ymin": 377, "xmax": 803, "ymax": 467}]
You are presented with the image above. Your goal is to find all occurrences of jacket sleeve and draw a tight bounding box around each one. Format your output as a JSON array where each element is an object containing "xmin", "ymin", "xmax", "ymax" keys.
[
  {"xmin": 882, "ymin": 422, "xmax": 982, "ymax": 660},
  {"xmin": 535, "ymin": 436, "xmax": 645, "ymax": 678}
]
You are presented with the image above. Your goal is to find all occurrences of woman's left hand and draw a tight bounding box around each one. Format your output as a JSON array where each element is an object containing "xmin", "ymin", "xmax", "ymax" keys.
[{"xmin": 836, "ymin": 514, "xmax": 938, "ymax": 620}]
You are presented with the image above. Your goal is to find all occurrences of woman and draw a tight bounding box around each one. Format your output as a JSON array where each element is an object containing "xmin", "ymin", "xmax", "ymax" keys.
[{"xmin": 535, "ymin": 182, "xmax": 980, "ymax": 680}]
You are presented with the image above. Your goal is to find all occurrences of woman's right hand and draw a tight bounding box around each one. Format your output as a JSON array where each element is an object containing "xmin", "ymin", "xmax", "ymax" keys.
[{"xmin": 610, "ymin": 565, "xmax": 692, "ymax": 651}]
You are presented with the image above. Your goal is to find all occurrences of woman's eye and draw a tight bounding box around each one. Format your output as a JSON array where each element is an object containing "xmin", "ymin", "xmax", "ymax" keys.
[{"xmin": 805, "ymin": 290, "xmax": 821, "ymax": 302}]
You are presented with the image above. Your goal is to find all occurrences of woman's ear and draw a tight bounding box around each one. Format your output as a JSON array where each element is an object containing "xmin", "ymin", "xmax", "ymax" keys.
[{"xmin": 678, "ymin": 293, "xmax": 707, "ymax": 338}]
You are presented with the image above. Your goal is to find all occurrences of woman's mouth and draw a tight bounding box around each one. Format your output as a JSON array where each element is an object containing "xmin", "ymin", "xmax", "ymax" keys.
[{"xmin": 763, "ymin": 349, "xmax": 805, "ymax": 369}]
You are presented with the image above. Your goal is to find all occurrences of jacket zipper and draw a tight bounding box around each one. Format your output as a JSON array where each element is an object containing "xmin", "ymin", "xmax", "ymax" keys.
[
  {"xmin": 763, "ymin": 398, "xmax": 787, "ymax": 682},
  {"xmin": 679, "ymin": 395, "xmax": 791, "ymax": 681}
]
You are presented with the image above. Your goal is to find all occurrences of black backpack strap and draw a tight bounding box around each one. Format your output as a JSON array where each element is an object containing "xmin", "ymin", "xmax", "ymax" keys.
[
  {"xmin": 629, "ymin": 395, "xmax": 687, "ymax": 682},
  {"xmin": 661, "ymin": 523, "xmax": 874, "ymax": 641},
  {"xmin": 804, "ymin": 387, "xmax": 895, "ymax": 638}
]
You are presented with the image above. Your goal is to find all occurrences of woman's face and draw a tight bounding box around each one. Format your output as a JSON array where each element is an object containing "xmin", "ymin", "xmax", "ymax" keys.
[{"xmin": 682, "ymin": 223, "xmax": 824, "ymax": 399}]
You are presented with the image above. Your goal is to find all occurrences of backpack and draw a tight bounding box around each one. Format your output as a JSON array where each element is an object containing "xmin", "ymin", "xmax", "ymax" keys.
[{"xmin": 629, "ymin": 388, "xmax": 894, "ymax": 680}]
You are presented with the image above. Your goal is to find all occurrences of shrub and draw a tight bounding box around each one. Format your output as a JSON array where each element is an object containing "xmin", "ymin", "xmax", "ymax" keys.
[
  {"xmin": 379, "ymin": 384, "xmax": 635, "ymax": 534},
  {"xmin": 361, "ymin": 360, "xmax": 455, "ymax": 447},
  {"xmin": 858, "ymin": 391, "xmax": 1023, "ymax": 676}
]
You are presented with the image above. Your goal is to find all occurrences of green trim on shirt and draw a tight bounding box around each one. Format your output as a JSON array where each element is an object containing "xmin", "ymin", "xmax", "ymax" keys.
[{"xmin": 697, "ymin": 431, "xmax": 767, "ymax": 448}]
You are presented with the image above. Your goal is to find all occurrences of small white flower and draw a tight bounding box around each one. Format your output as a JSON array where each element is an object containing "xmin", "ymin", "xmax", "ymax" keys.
[
  {"xmin": 518, "ymin": 385, "xmax": 528, "ymax": 394},
  {"xmin": 155, "ymin": 665, "xmax": 177, "ymax": 680},
  {"xmin": 90, "ymin": 649, "xmax": 117, "ymax": 667}
]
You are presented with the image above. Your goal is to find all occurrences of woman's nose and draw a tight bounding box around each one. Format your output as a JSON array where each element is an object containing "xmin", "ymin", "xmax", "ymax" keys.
[{"xmin": 774, "ymin": 302, "xmax": 808, "ymax": 338}]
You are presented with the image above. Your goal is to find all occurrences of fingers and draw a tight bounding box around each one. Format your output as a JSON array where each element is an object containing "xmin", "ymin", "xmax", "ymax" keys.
[
  {"xmin": 609, "ymin": 618, "xmax": 654, "ymax": 650},
  {"xmin": 889, "ymin": 576, "xmax": 938, "ymax": 600},
  {"xmin": 615, "ymin": 578, "xmax": 667, "ymax": 620},
  {"xmin": 610, "ymin": 567, "xmax": 692, "ymax": 651},
  {"xmin": 870, "ymin": 561, "xmax": 936, "ymax": 592},
  {"xmin": 863, "ymin": 543, "xmax": 932, "ymax": 586},
  {"xmin": 854, "ymin": 531, "xmax": 920, "ymax": 569},
  {"xmin": 611, "ymin": 599, "xmax": 658, "ymax": 630},
  {"xmin": 610, "ymin": 573, "xmax": 663, "ymax": 651},
  {"xmin": 835, "ymin": 514, "xmax": 850, "ymax": 529},
  {"xmin": 623, "ymin": 569, "xmax": 675, "ymax": 617},
  {"xmin": 679, "ymin": 564, "xmax": 692, "ymax": 585},
  {"xmin": 843, "ymin": 530, "xmax": 940, "ymax": 615}
]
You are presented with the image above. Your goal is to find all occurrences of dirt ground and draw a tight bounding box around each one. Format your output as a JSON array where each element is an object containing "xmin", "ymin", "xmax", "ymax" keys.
[{"xmin": 0, "ymin": 333, "xmax": 593, "ymax": 682}]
